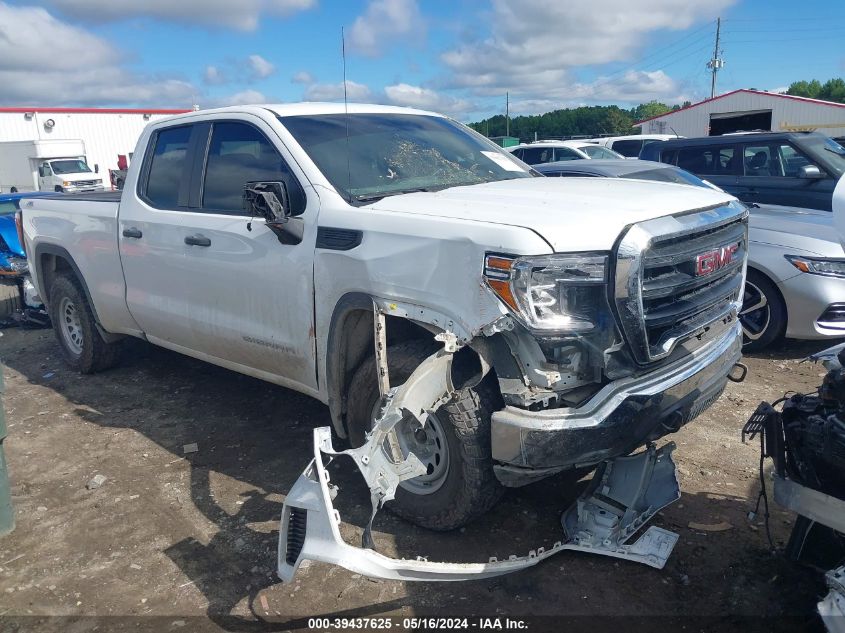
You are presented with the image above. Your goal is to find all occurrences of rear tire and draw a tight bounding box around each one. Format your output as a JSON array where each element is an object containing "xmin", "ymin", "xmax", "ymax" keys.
[
  {"xmin": 741, "ymin": 269, "xmax": 787, "ymax": 352},
  {"xmin": 48, "ymin": 273, "xmax": 121, "ymax": 373},
  {"xmin": 347, "ymin": 339, "xmax": 504, "ymax": 531},
  {"xmin": 0, "ymin": 281, "xmax": 21, "ymax": 320}
]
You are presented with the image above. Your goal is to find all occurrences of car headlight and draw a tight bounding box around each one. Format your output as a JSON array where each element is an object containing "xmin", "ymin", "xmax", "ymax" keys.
[
  {"xmin": 785, "ymin": 255, "xmax": 845, "ymax": 278},
  {"xmin": 484, "ymin": 253, "xmax": 611, "ymax": 332}
]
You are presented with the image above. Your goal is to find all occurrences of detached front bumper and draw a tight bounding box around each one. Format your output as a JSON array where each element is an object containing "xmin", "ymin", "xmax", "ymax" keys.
[{"xmin": 491, "ymin": 324, "xmax": 742, "ymax": 480}]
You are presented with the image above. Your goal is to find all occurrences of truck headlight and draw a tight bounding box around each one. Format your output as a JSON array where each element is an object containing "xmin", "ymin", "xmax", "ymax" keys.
[
  {"xmin": 484, "ymin": 253, "xmax": 611, "ymax": 332},
  {"xmin": 785, "ymin": 255, "xmax": 845, "ymax": 278},
  {"xmin": 62, "ymin": 181, "xmax": 72, "ymax": 187}
]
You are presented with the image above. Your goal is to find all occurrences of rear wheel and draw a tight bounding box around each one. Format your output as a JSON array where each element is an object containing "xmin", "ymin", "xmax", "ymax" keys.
[
  {"xmin": 48, "ymin": 274, "xmax": 121, "ymax": 373},
  {"xmin": 347, "ymin": 339, "xmax": 504, "ymax": 531},
  {"xmin": 740, "ymin": 270, "xmax": 787, "ymax": 351}
]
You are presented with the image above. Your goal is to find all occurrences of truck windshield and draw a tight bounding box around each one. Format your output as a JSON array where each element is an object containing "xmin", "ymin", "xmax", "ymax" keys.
[
  {"xmin": 279, "ymin": 113, "xmax": 531, "ymax": 203},
  {"xmin": 50, "ymin": 160, "xmax": 92, "ymax": 175}
]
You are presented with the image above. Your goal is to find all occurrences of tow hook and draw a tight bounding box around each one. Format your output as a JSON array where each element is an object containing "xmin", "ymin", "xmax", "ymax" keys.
[{"xmin": 728, "ymin": 362, "xmax": 748, "ymax": 383}]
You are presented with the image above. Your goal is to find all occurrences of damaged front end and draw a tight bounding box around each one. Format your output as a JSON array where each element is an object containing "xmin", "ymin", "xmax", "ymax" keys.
[{"xmin": 278, "ymin": 326, "xmax": 682, "ymax": 582}]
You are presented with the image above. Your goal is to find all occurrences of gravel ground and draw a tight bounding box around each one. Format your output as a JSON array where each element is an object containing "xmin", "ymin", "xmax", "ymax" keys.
[{"xmin": 0, "ymin": 327, "xmax": 840, "ymax": 632}]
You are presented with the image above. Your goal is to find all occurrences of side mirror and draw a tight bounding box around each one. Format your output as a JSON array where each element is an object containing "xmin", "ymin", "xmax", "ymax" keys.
[
  {"xmin": 799, "ymin": 164, "xmax": 824, "ymax": 179},
  {"xmin": 243, "ymin": 181, "xmax": 303, "ymax": 245},
  {"xmin": 94, "ymin": 164, "xmax": 99, "ymax": 174}
]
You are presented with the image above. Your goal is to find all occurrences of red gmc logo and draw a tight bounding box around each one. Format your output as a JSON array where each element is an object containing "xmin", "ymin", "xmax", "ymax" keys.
[{"xmin": 695, "ymin": 243, "xmax": 740, "ymax": 276}]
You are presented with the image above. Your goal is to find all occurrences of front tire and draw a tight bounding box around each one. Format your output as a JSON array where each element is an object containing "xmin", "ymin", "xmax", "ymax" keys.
[
  {"xmin": 740, "ymin": 269, "xmax": 787, "ymax": 351},
  {"xmin": 347, "ymin": 339, "xmax": 504, "ymax": 531},
  {"xmin": 48, "ymin": 274, "xmax": 121, "ymax": 373}
]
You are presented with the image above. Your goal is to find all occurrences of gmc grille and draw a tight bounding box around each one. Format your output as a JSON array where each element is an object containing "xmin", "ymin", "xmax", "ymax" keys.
[{"xmin": 614, "ymin": 203, "xmax": 748, "ymax": 364}]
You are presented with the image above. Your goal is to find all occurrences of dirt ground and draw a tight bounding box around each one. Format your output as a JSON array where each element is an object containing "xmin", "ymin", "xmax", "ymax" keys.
[{"xmin": 0, "ymin": 327, "xmax": 840, "ymax": 632}]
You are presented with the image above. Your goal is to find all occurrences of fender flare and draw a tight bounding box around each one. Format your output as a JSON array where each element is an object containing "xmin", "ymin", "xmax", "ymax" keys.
[{"xmin": 32, "ymin": 242, "xmax": 120, "ymax": 342}]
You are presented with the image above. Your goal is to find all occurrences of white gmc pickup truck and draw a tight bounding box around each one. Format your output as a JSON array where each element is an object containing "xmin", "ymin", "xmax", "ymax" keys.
[{"xmin": 20, "ymin": 104, "xmax": 748, "ymax": 576}]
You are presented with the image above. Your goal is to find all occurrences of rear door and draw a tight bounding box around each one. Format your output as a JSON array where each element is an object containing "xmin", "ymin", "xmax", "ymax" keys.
[
  {"xmin": 177, "ymin": 116, "xmax": 320, "ymax": 391},
  {"xmin": 737, "ymin": 140, "xmax": 834, "ymax": 210},
  {"xmin": 118, "ymin": 122, "xmax": 197, "ymax": 347},
  {"xmin": 673, "ymin": 143, "xmax": 741, "ymax": 194}
]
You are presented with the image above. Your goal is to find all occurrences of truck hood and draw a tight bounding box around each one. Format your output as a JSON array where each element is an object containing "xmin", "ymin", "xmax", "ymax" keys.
[
  {"xmin": 749, "ymin": 204, "xmax": 845, "ymax": 258},
  {"xmin": 370, "ymin": 178, "xmax": 736, "ymax": 252},
  {"xmin": 59, "ymin": 172, "xmax": 97, "ymax": 181}
]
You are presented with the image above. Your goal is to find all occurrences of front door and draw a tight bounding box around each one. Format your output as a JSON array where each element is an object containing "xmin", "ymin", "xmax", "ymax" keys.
[
  {"xmin": 177, "ymin": 116, "xmax": 320, "ymax": 392},
  {"xmin": 737, "ymin": 141, "xmax": 835, "ymax": 210}
]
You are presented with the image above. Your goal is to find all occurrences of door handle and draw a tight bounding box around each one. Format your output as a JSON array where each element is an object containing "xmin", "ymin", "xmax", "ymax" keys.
[
  {"xmin": 184, "ymin": 234, "xmax": 211, "ymax": 247},
  {"xmin": 122, "ymin": 227, "xmax": 142, "ymax": 239}
]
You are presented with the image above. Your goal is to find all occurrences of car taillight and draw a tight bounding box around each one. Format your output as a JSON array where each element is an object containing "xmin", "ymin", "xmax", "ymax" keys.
[{"xmin": 15, "ymin": 209, "xmax": 26, "ymax": 258}]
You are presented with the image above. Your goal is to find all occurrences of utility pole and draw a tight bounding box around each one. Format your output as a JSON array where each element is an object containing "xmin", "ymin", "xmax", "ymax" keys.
[
  {"xmin": 707, "ymin": 17, "xmax": 724, "ymax": 98},
  {"xmin": 506, "ymin": 92, "xmax": 510, "ymax": 137}
]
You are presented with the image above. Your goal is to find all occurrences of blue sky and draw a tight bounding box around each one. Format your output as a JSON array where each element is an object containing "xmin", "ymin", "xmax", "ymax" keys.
[{"xmin": 1, "ymin": 0, "xmax": 843, "ymax": 121}]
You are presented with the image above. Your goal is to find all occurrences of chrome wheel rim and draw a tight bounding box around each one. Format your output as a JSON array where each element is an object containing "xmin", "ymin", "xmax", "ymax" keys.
[
  {"xmin": 740, "ymin": 280, "xmax": 770, "ymax": 342},
  {"xmin": 370, "ymin": 402, "xmax": 450, "ymax": 496},
  {"xmin": 59, "ymin": 296, "xmax": 84, "ymax": 355}
]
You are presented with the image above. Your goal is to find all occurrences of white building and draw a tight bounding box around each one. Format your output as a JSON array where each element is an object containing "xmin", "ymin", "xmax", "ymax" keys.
[
  {"xmin": 636, "ymin": 89, "xmax": 845, "ymax": 138},
  {"xmin": 0, "ymin": 107, "xmax": 190, "ymax": 187}
]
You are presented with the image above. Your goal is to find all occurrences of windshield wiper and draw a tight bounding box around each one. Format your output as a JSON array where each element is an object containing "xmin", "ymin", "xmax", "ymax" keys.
[{"xmin": 354, "ymin": 187, "xmax": 441, "ymax": 203}]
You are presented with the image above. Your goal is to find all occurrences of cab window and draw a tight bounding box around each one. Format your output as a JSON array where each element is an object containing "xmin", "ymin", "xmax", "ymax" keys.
[
  {"xmin": 201, "ymin": 121, "xmax": 304, "ymax": 214},
  {"xmin": 145, "ymin": 125, "xmax": 192, "ymax": 208}
]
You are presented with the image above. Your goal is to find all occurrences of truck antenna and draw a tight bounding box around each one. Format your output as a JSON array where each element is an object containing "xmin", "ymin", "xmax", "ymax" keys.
[{"xmin": 342, "ymin": 27, "xmax": 352, "ymax": 202}]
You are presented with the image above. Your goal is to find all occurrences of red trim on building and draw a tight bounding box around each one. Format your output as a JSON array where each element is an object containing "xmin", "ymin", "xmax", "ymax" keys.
[
  {"xmin": 0, "ymin": 107, "xmax": 191, "ymax": 115},
  {"xmin": 635, "ymin": 89, "xmax": 845, "ymax": 125}
]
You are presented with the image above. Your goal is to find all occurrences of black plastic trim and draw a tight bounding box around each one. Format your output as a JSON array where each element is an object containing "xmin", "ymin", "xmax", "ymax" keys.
[{"xmin": 316, "ymin": 227, "xmax": 363, "ymax": 251}]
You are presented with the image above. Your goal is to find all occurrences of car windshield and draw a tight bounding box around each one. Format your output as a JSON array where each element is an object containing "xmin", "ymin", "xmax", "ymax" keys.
[
  {"xmin": 279, "ymin": 113, "xmax": 531, "ymax": 203},
  {"xmin": 619, "ymin": 167, "xmax": 710, "ymax": 188},
  {"xmin": 582, "ymin": 145, "xmax": 623, "ymax": 159},
  {"xmin": 0, "ymin": 201, "xmax": 16, "ymax": 216},
  {"xmin": 50, "ymin": 159, "xmax": 92, "ymax": 174},
  {"xmin": 797, "ymin": 135, "xmax": 845, "ymax": 178}
]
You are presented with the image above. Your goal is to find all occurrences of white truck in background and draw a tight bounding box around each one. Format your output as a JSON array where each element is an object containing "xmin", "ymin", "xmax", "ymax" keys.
[
  {"xmin": 0, "ymin": 139, "xmax": 105, "ymax": 194},
  {"xmin": 20, "ymin": 103, "xmax": 749, "ymax": 580}
]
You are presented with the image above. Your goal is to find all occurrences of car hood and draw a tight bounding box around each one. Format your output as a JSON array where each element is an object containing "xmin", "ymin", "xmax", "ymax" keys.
[
  {"xmin": 370, "ymin": 178, "xmax": 736, "ymax": 252},
  {"xmin": 749, "ymin": 204, "xmax": 844, "ymax": 257}
]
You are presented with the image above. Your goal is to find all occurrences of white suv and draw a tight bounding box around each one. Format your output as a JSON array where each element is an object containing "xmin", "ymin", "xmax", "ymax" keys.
[{"xmin": 508, "ymin": 140, "xmax": 622, "ymax": 165}]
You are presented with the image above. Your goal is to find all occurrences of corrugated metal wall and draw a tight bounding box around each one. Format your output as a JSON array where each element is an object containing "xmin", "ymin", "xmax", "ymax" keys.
[
  {"xmin": 0, "ymin": 111, "xmax": 178, "ymax": 189},
  {"xmin": 638, "ymin": 92, "xmax": 845, "ymax": 137}
]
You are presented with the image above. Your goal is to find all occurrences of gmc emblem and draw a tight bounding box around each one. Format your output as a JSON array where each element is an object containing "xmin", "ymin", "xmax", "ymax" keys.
[{"xmin": 695, "ymin": 243, "xmax": 740, "ymax": 276}]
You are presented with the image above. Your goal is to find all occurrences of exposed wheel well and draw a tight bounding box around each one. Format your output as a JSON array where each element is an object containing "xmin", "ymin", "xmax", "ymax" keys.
[
  {"xmin": 326, "ymin": 294, "xmax": 494, "ymax": 439},
  {"xmin": 39, "ymin": 252, "xmax": 74, "ymax": 309}
]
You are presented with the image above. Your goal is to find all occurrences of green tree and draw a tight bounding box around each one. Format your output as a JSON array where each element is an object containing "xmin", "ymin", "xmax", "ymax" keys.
[{"xmin": 632, "ymin": 101, "xmax": 672, "ymax": 121}]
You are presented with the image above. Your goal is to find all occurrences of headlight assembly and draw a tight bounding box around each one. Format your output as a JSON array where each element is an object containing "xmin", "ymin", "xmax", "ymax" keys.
[
  {"xmin": 785, "ymin": 255, "xmax": 845, "ymax": 279},
  {"xmin": 484, "ymin": 252, "xmax": 612, "ymax": 333}
]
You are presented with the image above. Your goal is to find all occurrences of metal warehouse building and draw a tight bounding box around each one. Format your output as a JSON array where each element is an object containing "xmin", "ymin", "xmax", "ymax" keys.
[
  {"xmin": 0, "ymin": 107, "xmax": 191, "ymax": 187},
  {"xmin": 636, "ymin": 89, "xmax": 845, "ymax": 138}
]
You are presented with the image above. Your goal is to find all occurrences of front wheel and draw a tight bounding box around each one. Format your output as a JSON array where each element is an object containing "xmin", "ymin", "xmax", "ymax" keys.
[
  {"xmin": 48, "ymin": 274, "xmax": 121, "ymax": 373},
  {"xmin": 740, "ymin": 270, "xmax": 787, "ymax": 351},
  {"xmin": 347, "ymin": 339, "xmax": 504, "ymax": 531}
]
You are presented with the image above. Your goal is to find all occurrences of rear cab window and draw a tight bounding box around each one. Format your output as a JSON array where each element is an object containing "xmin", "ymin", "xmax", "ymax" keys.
[{"xmin": 143, "ymin": 125, "xmax": 193, "ymax": 208}]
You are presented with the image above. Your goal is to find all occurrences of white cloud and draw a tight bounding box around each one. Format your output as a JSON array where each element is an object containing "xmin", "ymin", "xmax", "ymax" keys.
[
  {"xmin": 248, "ymin": 55, "xmax": 276, "ymax": 79},
  {"xmin": 203, "ymin": 65, "xmax": 226, "ymax": 85},
  {"xmin": 384, "ymin": 83, "xmax": 474, "ymax": 116},
  {"xmin": 0, "ymin": 2, "xmax": 195, "ymax": 106},
  {"xmin": 45, "ymin": 0, "xmax": 316, "ymax": 31},
  {"xmin": 441, "ymin": 0, "xmax": 734, "ymax": 105},
  {"xmin": 203, "ymin": 89, "xmax": 272, "ymax": 108},
  {"xmin": 292, "ymin": 71, "xmax": 315, "ymax": 85},
  {"xmin": 347, "ymin": 0, "xmax": 423, "ymax": 57},
  {"xmin": 304, "ymin": 80, "xmax": 373, "ymax": 102},
  {"xmin": 0, "ymin": 2, "xmax": 115, "ymax": 72}
]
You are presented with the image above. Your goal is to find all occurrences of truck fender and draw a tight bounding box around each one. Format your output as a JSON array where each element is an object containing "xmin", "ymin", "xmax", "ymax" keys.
[{"xmin": 32, "ymin": 243, "xmax": 123, "ymax": 343}]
